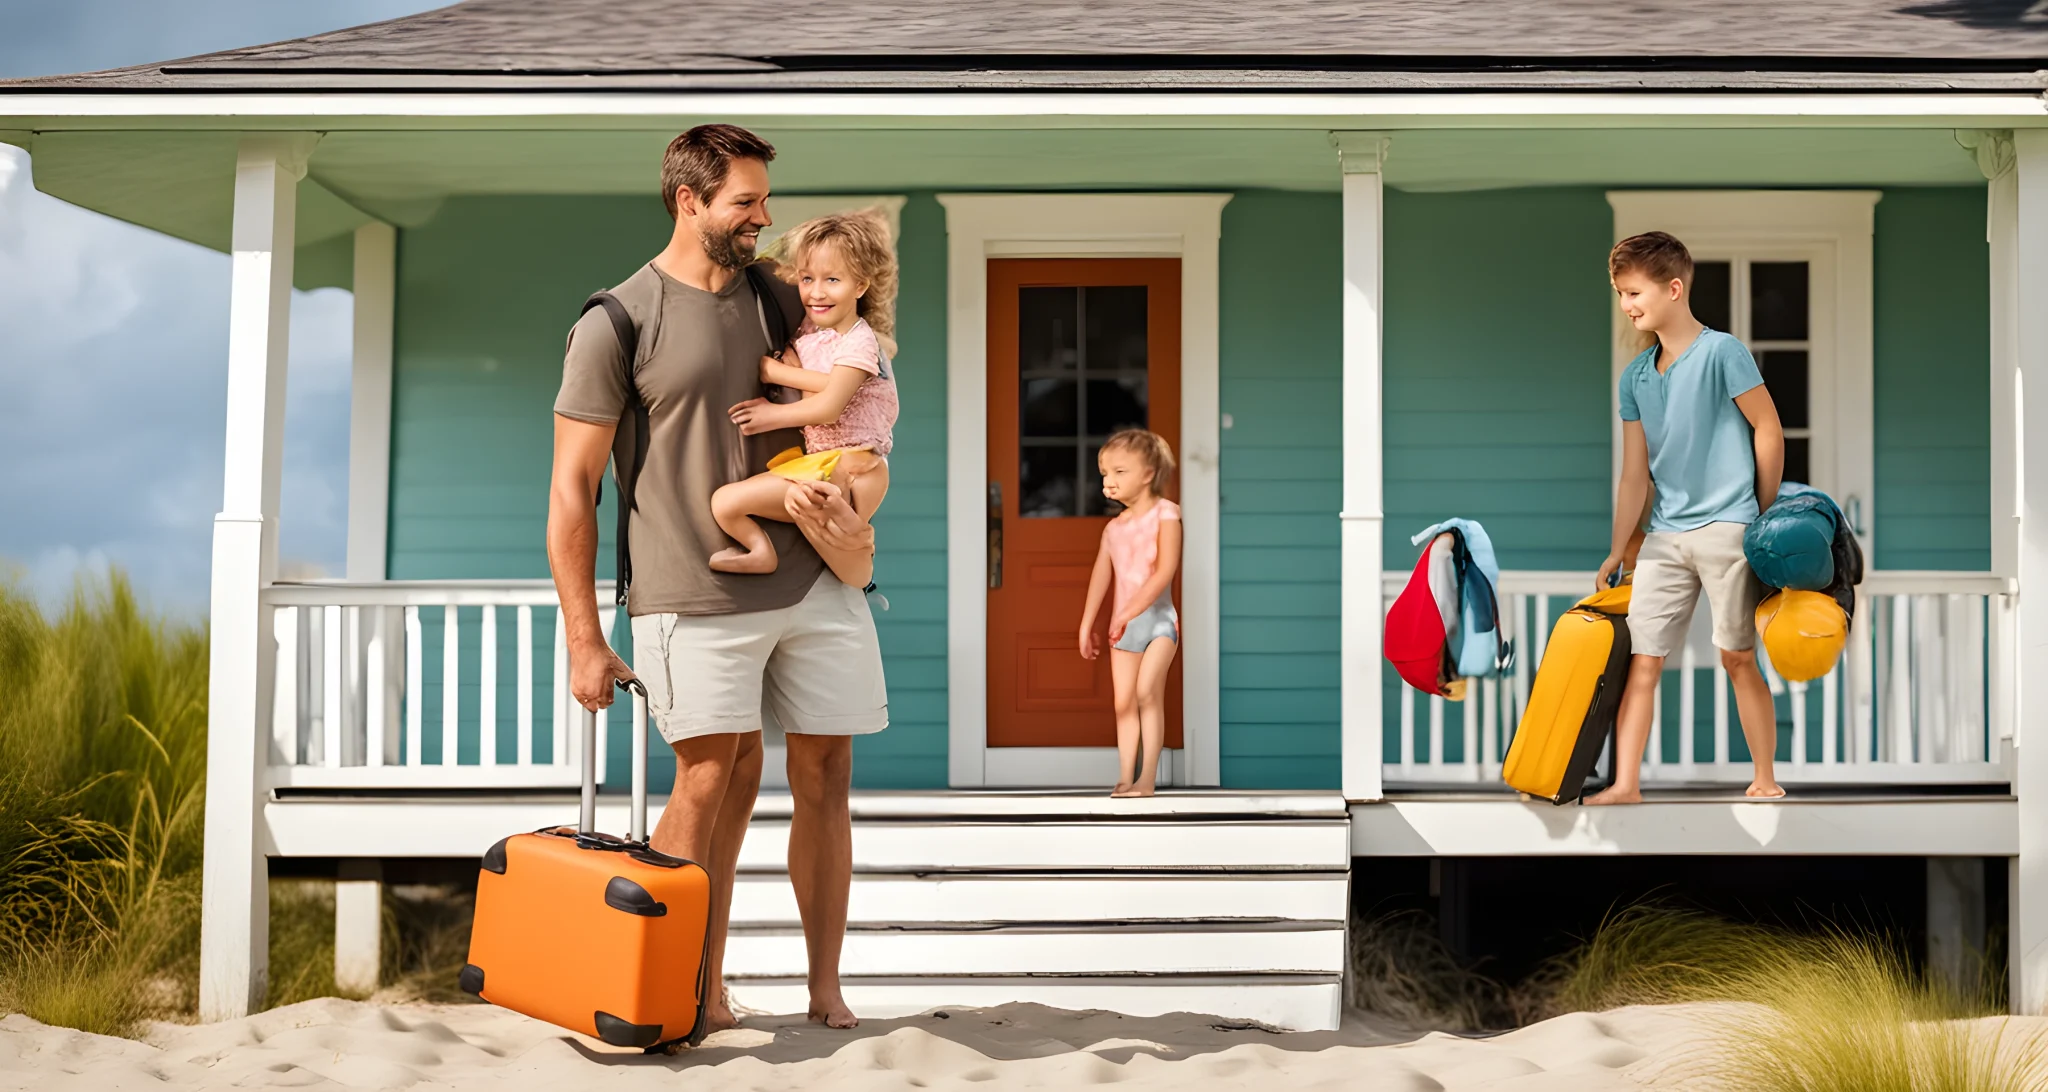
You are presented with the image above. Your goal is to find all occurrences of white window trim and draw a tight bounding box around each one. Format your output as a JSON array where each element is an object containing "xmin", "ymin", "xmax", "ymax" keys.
[
  {"xmin": 939, "ymin": 193, "xmax": 1229, "ymax": 788},
  {"xmin": 1606, "ymin": 190, "xmax": 1878, "ymax": 557}
]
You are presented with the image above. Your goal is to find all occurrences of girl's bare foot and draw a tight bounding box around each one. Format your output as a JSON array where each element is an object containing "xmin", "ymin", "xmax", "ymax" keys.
[
  {"xmin": 1745, "ymin": 780, "xmax": 1787, "ymax": 799},
  {"xmin": 1114, "ymin": 780, "xmax": 1156, "ymax": 798},
  {"xmin": 1582, "ymin": 785, "xmax": 1642, "ymax": 806},
  {"xmin": 709, "ymin": 547, "xmax": 777, "ymax": 574},
  {"xmin": 1110, "ymin": 781, "xmax": 1133, "ymax": 797}
]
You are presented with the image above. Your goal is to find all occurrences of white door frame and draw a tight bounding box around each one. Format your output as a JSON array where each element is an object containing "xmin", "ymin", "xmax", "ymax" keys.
[
  {"xmin": 940, "ymin": 193, "xmax": 1229, "ymax": 788},
  {"xmin": 1607, "ymin": 190, "xmax": 1878, "ymax": 557}
]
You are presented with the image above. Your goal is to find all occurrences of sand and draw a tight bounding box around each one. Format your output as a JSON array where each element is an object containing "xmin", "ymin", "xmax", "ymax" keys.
[{"xmin": 0, "ymin": 997, "xmax": 1742, "ymax": 1091}]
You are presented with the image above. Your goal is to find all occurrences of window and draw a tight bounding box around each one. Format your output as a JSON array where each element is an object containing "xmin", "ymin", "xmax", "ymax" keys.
[
  {"xmin": 1016, "ymin": 285, "xmax": 1151, "ymax": 517},
  {"xmin": 1691, "ymin": 258, "xmax": 1814, "ymax": 485}
]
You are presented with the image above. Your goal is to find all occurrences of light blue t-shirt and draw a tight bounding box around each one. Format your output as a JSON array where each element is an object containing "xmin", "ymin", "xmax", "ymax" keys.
[{"xmin": 1618, "ymin": 328, "xmax": 1766, "ymax": 533}]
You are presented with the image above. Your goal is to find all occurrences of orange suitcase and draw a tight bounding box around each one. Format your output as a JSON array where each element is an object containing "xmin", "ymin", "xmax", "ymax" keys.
[{"xmin": 462, "ymin": 679, "xmax": 713, "ymax": 1050}]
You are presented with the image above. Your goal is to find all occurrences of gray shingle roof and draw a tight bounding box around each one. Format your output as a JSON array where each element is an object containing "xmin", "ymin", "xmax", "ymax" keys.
[{"xmin": 6, "ymin": 0, "xmax": 2048, "ymax": 92}]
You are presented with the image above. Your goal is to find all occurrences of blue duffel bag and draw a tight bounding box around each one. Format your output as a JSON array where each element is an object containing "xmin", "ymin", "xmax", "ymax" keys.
[{"xmin": 1744, "ymin": 483, "xmax": 1847, "ymax": 593}]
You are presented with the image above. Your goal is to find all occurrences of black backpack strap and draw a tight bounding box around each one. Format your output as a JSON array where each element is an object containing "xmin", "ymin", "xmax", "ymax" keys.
[
  {"xmin": 581, "ymin": 292, "xmax": 645, "ymax": 607},
  {"xmin": 744, "ymin": 263, "xmax": 792, "ymax": 358}
]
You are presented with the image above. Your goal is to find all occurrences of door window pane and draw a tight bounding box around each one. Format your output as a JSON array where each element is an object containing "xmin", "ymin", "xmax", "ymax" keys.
[
  {"xmin": 1019, "ymin": 287, "xmax": 1078, "ymax": 373},
  {"xmin": 1783, "ymin": 437, "xmax": 1811, "ymax": 487},
  {"xmin": 1016, "ymin": 284, "xmax": 1149, "ymax": 517},
  {"xmin": 1692, "ymin": 261, "xmax": 1732, "ymax": 332},
  {"xmin": 1759, "ymin": 350, "xmax": 1810, "ymax": 430},
  {"xmin": 1750, "ymin": 262, "xmax": 1810, "ymax": 341}
]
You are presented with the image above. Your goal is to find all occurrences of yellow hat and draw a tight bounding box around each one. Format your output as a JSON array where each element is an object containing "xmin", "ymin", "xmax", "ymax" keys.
[{"xmin": 1754, "ymin": 590, "xmax": 1849, "ymax": 683}]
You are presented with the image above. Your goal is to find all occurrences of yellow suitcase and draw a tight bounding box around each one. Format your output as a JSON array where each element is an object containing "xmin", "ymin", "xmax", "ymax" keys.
[{"xmin": 1502, "ymin": 584, "xmax": 1631, "ymax": 804}]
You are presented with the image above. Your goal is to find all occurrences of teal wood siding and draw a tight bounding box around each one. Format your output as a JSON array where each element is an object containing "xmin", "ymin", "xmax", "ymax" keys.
[
  {"xmin": 1217, "ymin": 192, "xmax": 1343, "ymax": 788},
  {"xmin": 386, "ymin": 193, "xmax": 950, "ymax": 790},
  {"xmin": 1873, "ymin": 188, "xmax": 1991, "ymax": 571}
]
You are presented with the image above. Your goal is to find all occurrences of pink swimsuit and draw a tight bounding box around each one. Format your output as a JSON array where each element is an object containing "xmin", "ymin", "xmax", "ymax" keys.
[{"xmin": 1103, "ymin": 499, "xmax": 1180, "ymax": 652}]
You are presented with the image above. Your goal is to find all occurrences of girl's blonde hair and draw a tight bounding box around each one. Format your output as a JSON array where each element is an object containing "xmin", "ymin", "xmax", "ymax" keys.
[
  {"xmin": 1101, "ymin": 428, "xmax": 1176, "ymax": 498},
  {"xmin": 766, "ymin": 208, "xmax": 899, "ymax": 347}
]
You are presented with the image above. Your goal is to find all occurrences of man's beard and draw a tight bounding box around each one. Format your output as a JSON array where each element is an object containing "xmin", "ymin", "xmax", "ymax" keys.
[{"xmin": 701, "ymin": 223, "xmax": 756, "ymax": 270}]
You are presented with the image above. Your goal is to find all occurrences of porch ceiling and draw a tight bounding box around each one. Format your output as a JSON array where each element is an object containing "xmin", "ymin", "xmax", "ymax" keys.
[{"xmin": 2, "ymin": 125, "xmax": 1987, "ymax": 289}]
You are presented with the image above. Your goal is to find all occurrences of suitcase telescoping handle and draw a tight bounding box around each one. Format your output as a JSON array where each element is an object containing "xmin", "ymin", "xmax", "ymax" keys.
[{"xmin": 580, "ymin": 677, "xmax": 651, "ymax": 842}]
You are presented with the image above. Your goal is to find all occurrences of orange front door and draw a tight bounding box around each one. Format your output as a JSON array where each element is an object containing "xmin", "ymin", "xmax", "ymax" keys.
[{"xmin": 986, "ymin": 259, "xmax": 1183, "ymax": 749}]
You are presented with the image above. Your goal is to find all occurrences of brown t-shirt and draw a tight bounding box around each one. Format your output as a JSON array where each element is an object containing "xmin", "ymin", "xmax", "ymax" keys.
[{"xmin": 554, "ymin": 262, "xmax": 822, "ymax": 616}]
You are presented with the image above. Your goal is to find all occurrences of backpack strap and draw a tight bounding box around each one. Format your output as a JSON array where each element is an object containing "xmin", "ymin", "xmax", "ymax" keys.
[
  {"xmin": 581, "ymin": 292, "xmax": 645, "ymax": 607},
  {"xmin": 744, "ymin": 263, "xmax": 792, "ymax": 359}
]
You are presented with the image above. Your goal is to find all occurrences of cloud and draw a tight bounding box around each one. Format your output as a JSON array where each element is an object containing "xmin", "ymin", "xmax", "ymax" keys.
[{"xmin": 0, "ymin": 147, "xmax": 353, "ymax": 616}]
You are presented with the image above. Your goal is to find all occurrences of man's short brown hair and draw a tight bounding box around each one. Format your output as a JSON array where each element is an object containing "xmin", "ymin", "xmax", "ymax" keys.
[
  {"xmin": 660, "ymin": 124, "xmax": 776, "ymax": 220},
  {"xmin": 1609, "ymin": 231, "xmax": 1694, "ymax": 287}
]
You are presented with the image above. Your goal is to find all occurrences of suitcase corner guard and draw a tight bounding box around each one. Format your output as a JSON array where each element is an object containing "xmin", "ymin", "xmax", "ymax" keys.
[
  {"xmin": 602, "ymin": 876, "xmax": 668, "ymax": 917},
  {"xmin": 459, "ymin": 963, "xmax": 485, "ymax": 997},
  {"xmin": 481, "ymin": 837, "xmax": 510, "ymax": 875},
  {"xmin": 594, "ymin": 1010, "xmax": 664, "ymax": 1049}
]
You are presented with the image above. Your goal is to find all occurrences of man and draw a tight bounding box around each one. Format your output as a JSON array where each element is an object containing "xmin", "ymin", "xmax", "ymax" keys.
[{"xmin": 546, "ymin": 124, "xmax": 885, "ymax": 1030}]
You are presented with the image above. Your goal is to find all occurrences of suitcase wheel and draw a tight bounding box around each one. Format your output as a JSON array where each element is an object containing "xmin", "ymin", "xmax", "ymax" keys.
[
  {"xmin": 459, "ymin": 964, "xmax": 485, "ymax": 997},
  {"xmin": 594, "ymin": 1010, "xmax": 665, "ymax": 1049}
]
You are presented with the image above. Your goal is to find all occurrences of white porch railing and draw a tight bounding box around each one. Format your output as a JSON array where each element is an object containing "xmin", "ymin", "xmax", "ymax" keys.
[
  {"xmin": 1381, "ymin": 571, "xmax": 2015, "ymax": 788},
  {"xmin": 264, "ymin": 580, "xmax": 615, "ymax": 791}
]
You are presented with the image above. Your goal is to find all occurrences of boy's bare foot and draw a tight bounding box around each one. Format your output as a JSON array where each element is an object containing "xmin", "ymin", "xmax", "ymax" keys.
[
  {"xmin": 709, "ymin": 547, "xmax": 777, "ymax": 574},
  {"xmin": 1581, "ymin": 785, "xmax": 1642, "ymax": 806},
  {"xmin": 808, "ymin": 995, "xmax": 859, "ymax": 1029},
  {"xmin": 1744, "ymin": 780, "xmax": 1787, "ymax": 800}
]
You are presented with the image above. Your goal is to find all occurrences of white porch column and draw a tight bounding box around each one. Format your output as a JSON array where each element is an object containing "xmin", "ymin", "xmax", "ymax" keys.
[
  {"xmin": 1335, "ymin": 134, "xmax": 1389, "ymax": 803},
  {"xmin": 346, "ymin": 221, "xmax": 396, "ymax": 582},
  {"xmin": 199, "ymin": 133, "xmax": 314, "ymax": 1021},
  {"xmin": 2011, "ymin": 128, "xmax": 2048, "ymax": 1015}
]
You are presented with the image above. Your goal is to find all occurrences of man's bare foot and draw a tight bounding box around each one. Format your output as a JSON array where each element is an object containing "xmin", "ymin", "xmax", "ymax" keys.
[
  {"xmin": 1581, "ymin": 785, "xmax": 1642, "ymax": 806},
  {"xmin": 709, "ymin": 547, "xmax": 777, "ymax": 574},
  {"xmin": 701, "ymin": 1002, "xmax": 742, "ymax": 1034},
  {"xmin": 808, "ymin": 998, "xmax": 858, "ymax": 1029},
  {"xmin": 1745, "ymin": 780, "xmax": 1787, "ymax": 800}
]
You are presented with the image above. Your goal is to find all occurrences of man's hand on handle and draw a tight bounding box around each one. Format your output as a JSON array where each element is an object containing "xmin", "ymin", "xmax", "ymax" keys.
[{"xmin": 570, "ymin": 640, "xmax": 637, "ymax": 712}]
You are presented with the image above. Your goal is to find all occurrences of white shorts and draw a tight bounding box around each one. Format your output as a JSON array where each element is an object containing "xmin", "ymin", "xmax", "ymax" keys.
[
  {"xmin": 630, "ymin": 572, "xmax": 888, "ymax": 743},
  {"xmin": 1628, "ymin": 522, "xmax": 1764, "ymax": 659}
]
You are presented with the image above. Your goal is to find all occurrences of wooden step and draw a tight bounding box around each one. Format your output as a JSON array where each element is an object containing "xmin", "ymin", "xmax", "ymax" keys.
[
  {"xmin": 724, "ymin": 975, "xmax": 1343, "ymax": 1032},
  {"xmin": 723, "ymin": 922, "xmax": 1344, "ymax": 978},
  {"xmin": 728, "ymin": 872, "xmax": 1348, "ymax": 927},
  {"xmin": 735, "ymin": 819, "xmax": 1350, "ymax": 873}
]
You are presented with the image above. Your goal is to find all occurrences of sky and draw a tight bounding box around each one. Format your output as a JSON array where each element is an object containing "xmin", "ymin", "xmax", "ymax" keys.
[{"xmin": 0, "ymin": 1, "xmax": 444, "ymax": 615}]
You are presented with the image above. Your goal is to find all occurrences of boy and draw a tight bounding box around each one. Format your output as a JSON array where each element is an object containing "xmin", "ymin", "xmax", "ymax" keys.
[{"xmin": 1584, "ymin": 231, "xmax": 1786, "ymax": 805}]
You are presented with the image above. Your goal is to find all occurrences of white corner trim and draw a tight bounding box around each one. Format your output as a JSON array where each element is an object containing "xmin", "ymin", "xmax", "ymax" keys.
[
  {"xmin": 1605, "ymin": 190, "xmax": 1878, "ymax": 558},
  {"xmin": 346, "ymin": 222, "xmax": 396, "ymax": 581},
  {"xmin": 762, "ymin": 194, "xmax": 908, "ymax": 253},
  {"xmin": 939, "ymin": 193, "xmax": 1231, "ymax": 788}
]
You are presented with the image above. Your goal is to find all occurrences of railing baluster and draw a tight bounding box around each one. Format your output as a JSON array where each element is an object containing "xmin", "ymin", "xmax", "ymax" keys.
[
  {"xmin": 1714, "ymin": 662, "xmax": 1730, "ymax": 765},
  {"xmin": 272, "ymin": 606, "xmax": 299, "ymax": 765},
  {"xmin": 1511, "ymin": 593, "xmax": 1531, "ymax": 734},
  {"xmin": 1462, "ymin": 685, "xmax": 1479, "ymax": 772},
  {"xmin": 1888, "ymin": 594, "xmax": 1912, "ymax": 763},
  {"xmin": 405, "ymin": 606, "xmax": 423, "ymax": 766},
  {"xmin": 1428, "ymin": 695, "xmax": 1444, "ymax": 767},
  {"xmin": 1850, "ymin": 589, "xmax": 1876, "ymax": 763},
  {"xmin": 1822, "ymin": 656, "xmax": 1839, "ymax": 766},
  {"xmin": 1959, "ymin": 595, "xmax": 1986, "ymax": 763},
  {"xmin": 304, "ymin": 606, "xmax": 323, "ymax": 765},
  {"xmin": 1480, "ymin": 679, "xmax": 1497, "ymax": 772},
  {"xmin": 365, "ymin": 607, "xmax": 386, "ymax": 768},
  {"xmin": 1648, "ymin": 672, "xmax": 1662, "ymax": 766},
  {"xmin": 442, "ymin": 604, "xmax": 460, "ymax": 766},
  {"xmin": 517, "ymin": 605, "xmax": 534, "ymax": 767},
  {"xmin": 1790, "ymin": 681, "xmax": 1808, "ymax": 765},
  {"xmin": 323, "ymin": 605, "xmax": 344, "ymax": 769},
  {"xmin": 597, "ymin": 607, "xmax": 616, "ymax": 786},
  {"xmin": 481, "ymin": 604, "xmax": 498, "ymax": 767},
  {"xmin": 1399, "ymin": 680, "xmax": 1415, "ymax": 768},
  {"xmin": 1679, "ymin": 644, "xmax": 1697, "ymax": 770},
  {"xmin": 552, "ymin": 607, "xmax": 569, "ymax": 766},
  {"xmin": 343, "ymin": 606, "xmax": 364, "ymax": 766}
]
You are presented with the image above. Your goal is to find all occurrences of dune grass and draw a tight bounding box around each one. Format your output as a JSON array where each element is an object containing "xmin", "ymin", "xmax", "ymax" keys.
[{"xmin": 1541, "ymin": 904, "xmax": 2046, "ymax": 1092}]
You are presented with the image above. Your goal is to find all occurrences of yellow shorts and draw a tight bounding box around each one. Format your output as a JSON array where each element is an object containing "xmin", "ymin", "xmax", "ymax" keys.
[{"xmin": 767, "ymin": 446, "xmax": 869, "ymax": 482}]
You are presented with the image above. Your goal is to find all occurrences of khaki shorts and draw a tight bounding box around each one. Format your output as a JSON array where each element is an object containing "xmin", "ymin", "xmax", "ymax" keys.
[
  {"xmin": 1628, "ymin": 522, "xmax": 1763, "ymax": 659},
  {"xmin": 631, "ymin": 572, "xmax": 888, "ymax": 744}
]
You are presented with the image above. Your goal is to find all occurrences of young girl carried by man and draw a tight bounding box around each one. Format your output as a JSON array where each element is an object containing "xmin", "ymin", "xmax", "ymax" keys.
[
  {"xmin": 1078, "ymin": 429, "xmax": 1182, "ymax": 798},
  {"xmin": 713, "ymin": 209, "xmax": 898, "ymax": 573}
]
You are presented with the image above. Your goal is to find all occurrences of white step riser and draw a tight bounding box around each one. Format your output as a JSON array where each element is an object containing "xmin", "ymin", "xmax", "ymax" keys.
[
  {"xmin": 752, "ymin": 791, "xmax": 1348, "ymax": 820},
  {"xmin": 723, "ymin": 927, "xmax": 1346, "ymax": 978},
  {"xmin": 728, "ymin": 873, "xmax": 1348, "ymax": 927},
  {"xmin": 726, "ymin": 979, "xmax": 1343, "ymax": 1032},
  {"xmin": 736, "ymin": 821, "xmax": 1351, "ymax": 872}
]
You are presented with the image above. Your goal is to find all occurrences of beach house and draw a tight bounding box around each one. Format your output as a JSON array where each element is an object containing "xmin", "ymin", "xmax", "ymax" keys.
[{"xmin": 4, "ymin": 0, "xmax": 2045, "ymax": 1033}]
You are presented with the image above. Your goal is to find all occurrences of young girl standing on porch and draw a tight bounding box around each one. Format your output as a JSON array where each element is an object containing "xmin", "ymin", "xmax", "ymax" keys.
[{"xmin": 1079, "ymin": 429, "xmax": 1182, "ymax": 798}]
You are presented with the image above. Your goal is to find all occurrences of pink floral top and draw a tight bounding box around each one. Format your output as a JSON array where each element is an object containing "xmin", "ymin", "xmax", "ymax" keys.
[
  {"xmin": 1103, "ymin": 499, "xmax": 1180, "ymax": 617},
  {"xmin": 790, "ymin": 317, "xmax": 897, "ymax": 456}
]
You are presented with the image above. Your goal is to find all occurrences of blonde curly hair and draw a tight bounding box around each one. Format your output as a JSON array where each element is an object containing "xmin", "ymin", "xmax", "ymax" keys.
[{"xmin": 765, "ymin": 208, "xmax": 899, "ymax": 351}]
